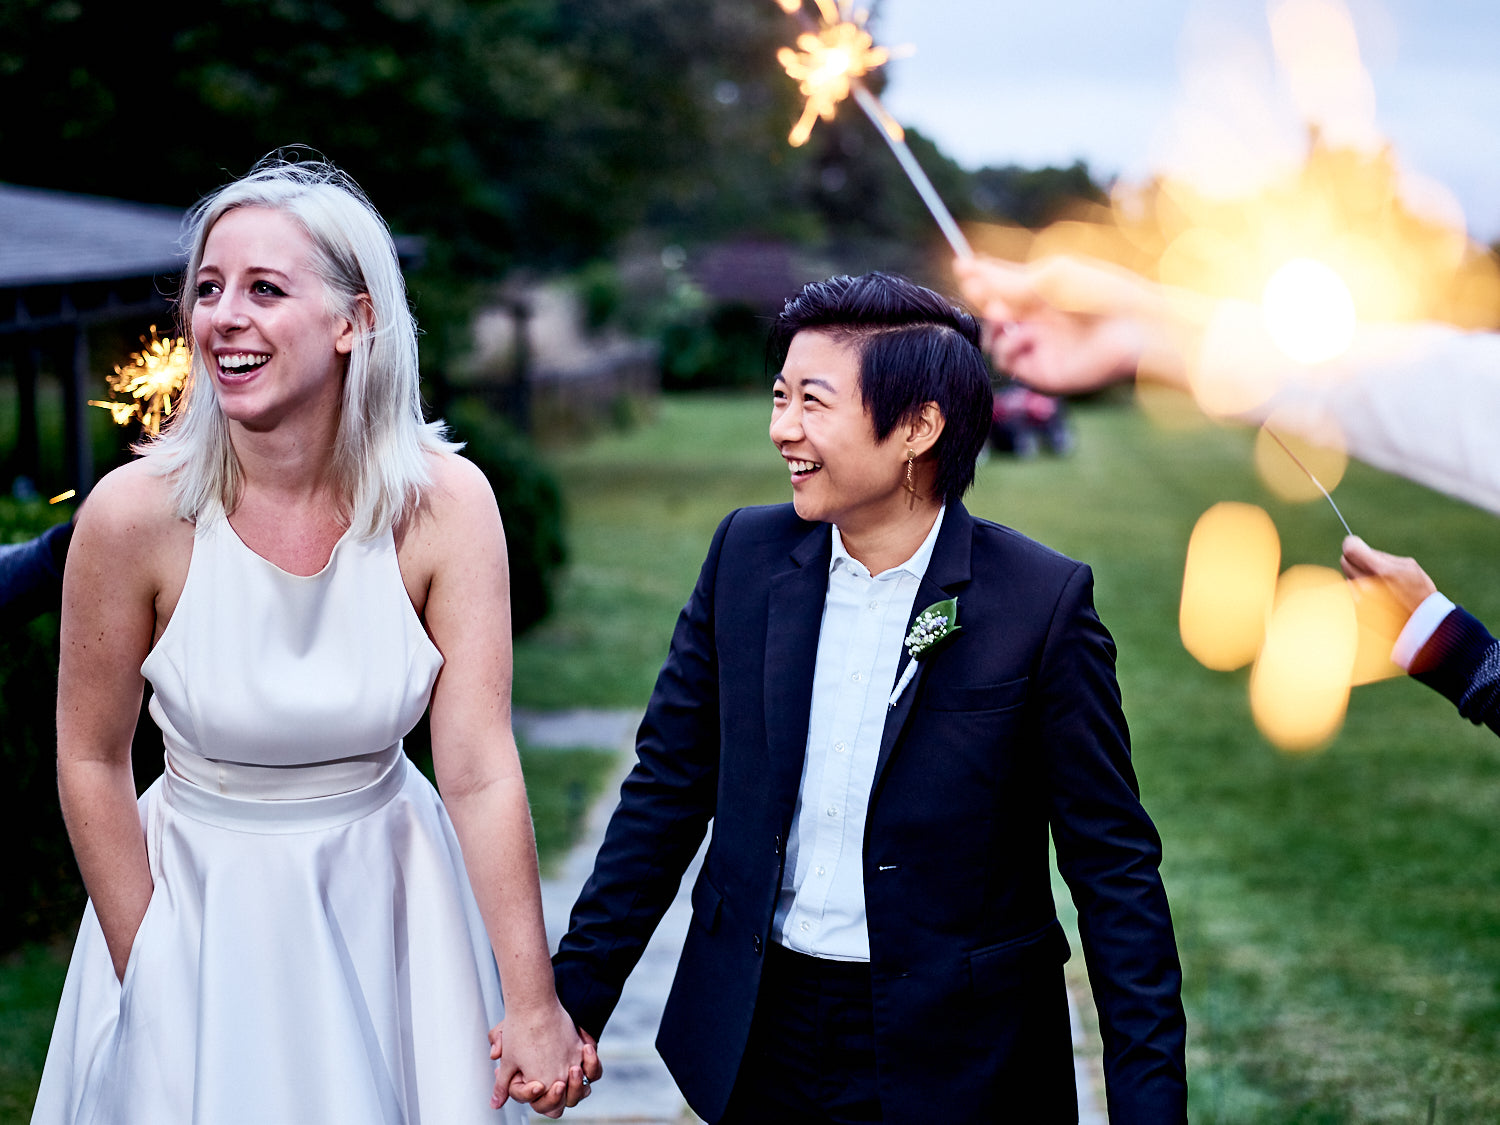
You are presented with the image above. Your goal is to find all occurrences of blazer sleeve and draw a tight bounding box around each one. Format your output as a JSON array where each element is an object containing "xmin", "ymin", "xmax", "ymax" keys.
[
  {"xmin": 1411, "ymin": 606, "xmax": 1500, "ymax": 737},
  {"xmin": 1037, "ymin": 563, "xmax": 1188, "ymax": 1125},
  {"xmin": 0, "ymin": 521, "xmax": 71, "ymax": 624},
  {"xmin": 551, "ymin": 510, "xmax": 733, "ymax": 1037}
]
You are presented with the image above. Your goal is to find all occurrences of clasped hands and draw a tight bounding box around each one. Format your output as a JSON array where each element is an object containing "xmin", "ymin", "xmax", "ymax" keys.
[{"xmin": 488, "ymin": 1015, "xmax": 603, "ymax": 1119}]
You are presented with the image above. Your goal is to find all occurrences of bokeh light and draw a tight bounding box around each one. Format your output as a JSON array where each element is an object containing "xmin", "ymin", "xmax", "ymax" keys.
[
  {"xmin": 1180, "ymin": 502, "xmax": 1281, "ymax": 671},
  {"xmin": 1261, "ymin": 257, "xmax": 1357, "ymax": 363},
  {"xmin": 1250, "ymin": 564, "xmax": 1359, "ymax": 751},
  {"xmin": 966, "ymin": 0, "xmax": 1500, "ymax": 423},
  {"xmin": 1346, "ymin": 575, "xmax": 1406, "ymax": 686}
]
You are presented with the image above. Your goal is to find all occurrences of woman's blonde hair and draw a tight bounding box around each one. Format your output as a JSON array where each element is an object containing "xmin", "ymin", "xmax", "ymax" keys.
[{"xmin": 143, "ymin": 153, "xmax": 456, "ymax": 537}]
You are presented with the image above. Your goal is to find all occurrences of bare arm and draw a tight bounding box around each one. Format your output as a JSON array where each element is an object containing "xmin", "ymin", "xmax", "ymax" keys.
[
  {"xmin": 56, "ymin": 465, "xmax": 183, "ymax": 980},
  {"xmin": 413, "ymin": 454, "xmax": 588, "ymax": 1116}
]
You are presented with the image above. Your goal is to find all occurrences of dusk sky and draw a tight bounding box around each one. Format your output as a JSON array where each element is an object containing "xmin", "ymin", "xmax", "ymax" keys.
[{"xmin": 877, "ymin": 0, "xmax": 1500, "ymax": 240}]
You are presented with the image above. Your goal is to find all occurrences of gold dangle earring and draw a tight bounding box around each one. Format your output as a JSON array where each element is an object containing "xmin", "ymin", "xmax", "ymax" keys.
[{"xmin": 905, "ymin": 448, "xmax": 918, "ymax": 505}]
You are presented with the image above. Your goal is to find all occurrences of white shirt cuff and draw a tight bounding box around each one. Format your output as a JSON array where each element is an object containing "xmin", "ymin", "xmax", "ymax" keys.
[{"xmin": 1391, "ymin": 592, "xmax": 1457, "ymax": 671}]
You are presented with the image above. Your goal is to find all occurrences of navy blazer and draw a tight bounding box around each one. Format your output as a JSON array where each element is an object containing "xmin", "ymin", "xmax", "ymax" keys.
[{"xmin": 553, "ymin": 502, "xmax": 1186, "ymax": 1124}]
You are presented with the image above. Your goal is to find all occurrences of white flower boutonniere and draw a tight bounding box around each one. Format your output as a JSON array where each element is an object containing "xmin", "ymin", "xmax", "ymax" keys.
[{"xmin": 888, "ymin": 597, "xmax": 962, "ymax": 708}]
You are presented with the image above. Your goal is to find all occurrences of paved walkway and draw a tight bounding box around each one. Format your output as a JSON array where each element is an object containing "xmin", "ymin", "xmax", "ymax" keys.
[{"xmin": 515, "ymin": 708, "xmax": 1107, "ymax": 1124}]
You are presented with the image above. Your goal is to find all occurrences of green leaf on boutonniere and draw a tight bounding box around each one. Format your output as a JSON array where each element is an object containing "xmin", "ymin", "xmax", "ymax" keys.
[
  {"xmin": 905, "ymin": 597, "xmax": 962, "ymax": 661},
  {"xmin": 890, "ymin": 597, "xmax": 962, "ymax": 708}
]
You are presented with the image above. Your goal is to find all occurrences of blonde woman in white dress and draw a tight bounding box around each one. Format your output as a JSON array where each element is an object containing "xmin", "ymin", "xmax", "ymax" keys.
[{"xmin": 33, "ymin": 156, "xmax": 595, "ymax": 1124}]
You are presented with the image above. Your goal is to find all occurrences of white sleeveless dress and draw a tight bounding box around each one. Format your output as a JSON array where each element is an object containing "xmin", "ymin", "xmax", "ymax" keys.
[{"xmin": 33, "ymin": 515, "xmax": 526, "ymax": 1125}]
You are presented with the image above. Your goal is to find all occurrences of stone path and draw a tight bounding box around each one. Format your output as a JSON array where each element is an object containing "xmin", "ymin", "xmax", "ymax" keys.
[{"xmin": 515, "ymin": 708, "xmax": 1107, "ymax": 1124}]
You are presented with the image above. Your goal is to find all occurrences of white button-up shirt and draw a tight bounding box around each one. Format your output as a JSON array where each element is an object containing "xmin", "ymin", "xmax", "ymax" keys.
[{"xmin": 773, "ymin": 507, "xmax": 946, "ymax": 961}]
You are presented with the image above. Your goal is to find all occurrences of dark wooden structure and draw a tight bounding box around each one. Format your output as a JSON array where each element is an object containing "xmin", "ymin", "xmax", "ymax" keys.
[{"xmin": 0, "ymin": 183, "xmax": 186, "ymax": 496}]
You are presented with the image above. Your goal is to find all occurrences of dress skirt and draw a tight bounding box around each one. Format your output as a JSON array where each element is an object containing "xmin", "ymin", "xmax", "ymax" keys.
[{"xmin": 32, "ymin": 755, "xmax": 525, "ymax": 1125}]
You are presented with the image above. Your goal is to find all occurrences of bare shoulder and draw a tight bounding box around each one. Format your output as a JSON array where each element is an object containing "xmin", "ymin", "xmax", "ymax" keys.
[
  {"xmin": 65, "ymin": 460, "xmax": 194, "ymax": 629},
  {"xmin": 397, "ymin": 452, "xmax": 504, "ymax": 592},
  {"xmin": 73, "ymin": 460, "xmax": 190, "ymax": 553},
  {"xmin": 425, "ymin": 449, "xmax": 499, "ymax": 514},
  {"xmin": 416, "ymin": 450, "xmax": 503, "ymax": 539}
]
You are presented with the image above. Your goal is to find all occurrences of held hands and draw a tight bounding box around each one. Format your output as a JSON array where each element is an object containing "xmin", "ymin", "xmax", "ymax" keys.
[{"xmin": 489, "ymin": 1010, "xmax": 602, "ymax": 1118}]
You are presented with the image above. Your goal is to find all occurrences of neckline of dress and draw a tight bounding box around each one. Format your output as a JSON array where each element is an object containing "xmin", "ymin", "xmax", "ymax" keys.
[{"xmin": 219, "ymin": 517, "xmax": 360, "ymax": 580}]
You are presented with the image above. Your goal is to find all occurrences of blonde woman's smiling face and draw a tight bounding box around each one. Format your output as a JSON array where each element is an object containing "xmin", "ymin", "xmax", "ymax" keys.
[{"xmin": 191, "ymin": 206, "xmax": 354, "ymax": 432}]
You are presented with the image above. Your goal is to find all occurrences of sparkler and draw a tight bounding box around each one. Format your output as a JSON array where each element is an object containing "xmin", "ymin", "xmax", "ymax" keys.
[
  {"xmin": 774, "ymin": 0, "xmax": 973, "ymax": 259},
  {"xmin": 1264, "ymin": 426, "xmax": 1354, "ymax": 537},
  {"xmin": 90, "ymin": 325, "xmax": 189, "ymax": 436}
]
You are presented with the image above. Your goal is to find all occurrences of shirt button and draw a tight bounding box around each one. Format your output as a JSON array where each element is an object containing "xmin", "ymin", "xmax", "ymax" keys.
[
  {"xmin": 815, "ymin": 865, "xmax": 826, "ymax": 877},
  {"xmin": 826, "ymin": 805, "xmax": 838, "ymax": 817},
  {"xmin": 800, "ymin": 920, "xmax": 811, "ymax": 932},
  {"xmin": 868, "ymin": 600, "xmax": 879, "ymax": 611},
  {"xmin": 851, "ymin": 671, "xmax": 862, "ymax": 683},
  {"xmin": 834, "ymin": 741, "xmax": 846, "ymax": 754}
]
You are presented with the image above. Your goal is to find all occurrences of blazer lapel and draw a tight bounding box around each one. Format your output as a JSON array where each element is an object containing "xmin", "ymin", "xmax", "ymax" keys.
[
  {"xmin": 763, "ymin": 522, "xmax": 832, "ymax": 796},
  {"xmin": 874, "ymin": 503, "xmax": 976, "ymax": 787}
]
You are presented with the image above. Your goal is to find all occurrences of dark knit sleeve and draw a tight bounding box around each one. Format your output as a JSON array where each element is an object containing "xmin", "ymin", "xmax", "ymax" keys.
[
  {"xmin": 1410, "ymin": 606, "xmax": 1500, "ymax": 737},
  {"xmin": 0, "ymin": 521, "xmax": 72, "ymax": 623}
]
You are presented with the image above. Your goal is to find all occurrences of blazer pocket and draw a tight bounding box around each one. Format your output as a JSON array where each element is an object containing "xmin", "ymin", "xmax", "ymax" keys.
[
  {"xmin": 689, "ymin": 872, "xmax": 724, "ymax": 936},
  {"xmin": 920, "ymin": 675, "xmax": 1029, "ymax": 714},
  {"xmin": 966, "ymin": 918, "xmax": 1072, "ymax": 999}
]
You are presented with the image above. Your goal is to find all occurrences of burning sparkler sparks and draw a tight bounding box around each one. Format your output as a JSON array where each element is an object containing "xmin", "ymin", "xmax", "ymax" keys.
[
  {"xmin": 90, "ymin": 325, "xmax": 189, "ymax": 436},
  {"xmin": 773, "ymin": 0, "xmax": 973, "ymax": 258},
  {"xmin": 776, "ymin": 1, "xmax": 889, "ymax": 148}
]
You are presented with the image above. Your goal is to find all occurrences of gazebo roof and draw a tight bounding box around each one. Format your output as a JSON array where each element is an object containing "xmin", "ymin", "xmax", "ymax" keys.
[{"xmin": 0, "ymin": 183, "xmax": 186, "ymax": 289}]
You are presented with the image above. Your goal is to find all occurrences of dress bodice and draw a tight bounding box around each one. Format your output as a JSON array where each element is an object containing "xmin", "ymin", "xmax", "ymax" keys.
[{"xmin": 142, "ymin": 515, "xmax": 443, "ymax": 769}]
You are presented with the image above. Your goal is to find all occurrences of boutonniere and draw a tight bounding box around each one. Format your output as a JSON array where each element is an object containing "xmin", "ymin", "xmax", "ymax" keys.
[{"xmin": 888, "ymin": 597, "xmax": 962, "ymax": 708}]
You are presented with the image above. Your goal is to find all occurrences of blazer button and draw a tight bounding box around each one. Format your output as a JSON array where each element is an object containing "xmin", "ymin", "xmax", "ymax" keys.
[
  {"xmin": 752, "ymin": 934, "xmax": 762, "ymax": 956},
  {"xmin": 773, "ymin": 834, "xmax": 782, "ymax": 856}
]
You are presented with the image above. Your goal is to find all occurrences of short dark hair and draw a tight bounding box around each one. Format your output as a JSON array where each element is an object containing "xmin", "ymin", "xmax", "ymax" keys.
[{"xmin": 768, "ymin": 272, "xmax": 993, "ymax": 505}]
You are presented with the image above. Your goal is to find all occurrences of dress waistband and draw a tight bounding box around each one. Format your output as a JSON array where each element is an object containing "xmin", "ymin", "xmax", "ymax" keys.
[
  {"xmin": 165, "ymin": 740, "xmax": 402, "ymax": 800},
  {"xmin": 161, "ymin": 745, "xmax": 410, "ymax": 833}
]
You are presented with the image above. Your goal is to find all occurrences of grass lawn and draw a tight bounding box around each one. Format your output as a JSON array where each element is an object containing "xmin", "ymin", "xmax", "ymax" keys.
[{"xmin": 515, "ymin": 389, "xmax": 1500, "ymax": 1122}]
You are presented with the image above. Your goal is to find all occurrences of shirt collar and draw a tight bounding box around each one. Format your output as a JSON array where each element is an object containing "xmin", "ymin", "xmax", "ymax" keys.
[{"xmin": 830, "ymin": 505, "xmax": 947, "ymax": 580}]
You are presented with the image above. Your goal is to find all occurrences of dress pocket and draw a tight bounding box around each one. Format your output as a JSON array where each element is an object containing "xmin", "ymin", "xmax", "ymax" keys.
[{"xmin": 118, "ymin": 784, "xmax": 170, "ymax": 994}]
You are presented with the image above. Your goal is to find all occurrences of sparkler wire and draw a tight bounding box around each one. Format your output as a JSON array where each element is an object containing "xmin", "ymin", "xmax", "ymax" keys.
[
  {"xmin": 1264, "ymin": 427, "xmax": 1354, "ymax": 538},
  {"xmin": 850, "ymin": 82, "xmax": 973, "ymax": 259}
]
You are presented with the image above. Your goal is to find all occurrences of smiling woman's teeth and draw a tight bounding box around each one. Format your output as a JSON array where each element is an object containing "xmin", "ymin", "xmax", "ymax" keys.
[
  {"xmin": 220, "ymin": 353, "xmax": 270, "ymax": 372},
  {"xmin": 788, "ymin": 459, "xmax": 820, "ymax": 474}
]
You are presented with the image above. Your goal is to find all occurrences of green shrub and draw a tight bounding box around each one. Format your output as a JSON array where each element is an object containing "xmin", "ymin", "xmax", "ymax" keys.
[
  {"xmin": 659, "ymin": 301, "xmax": 768, "ymax": 391},
  {"xmin": 0, "ymin": 500, "xmax": 83, "ymax": 949},
  {"xmin": 442, "ymin": 398, "xmax": 568, "ymax": 636}
]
